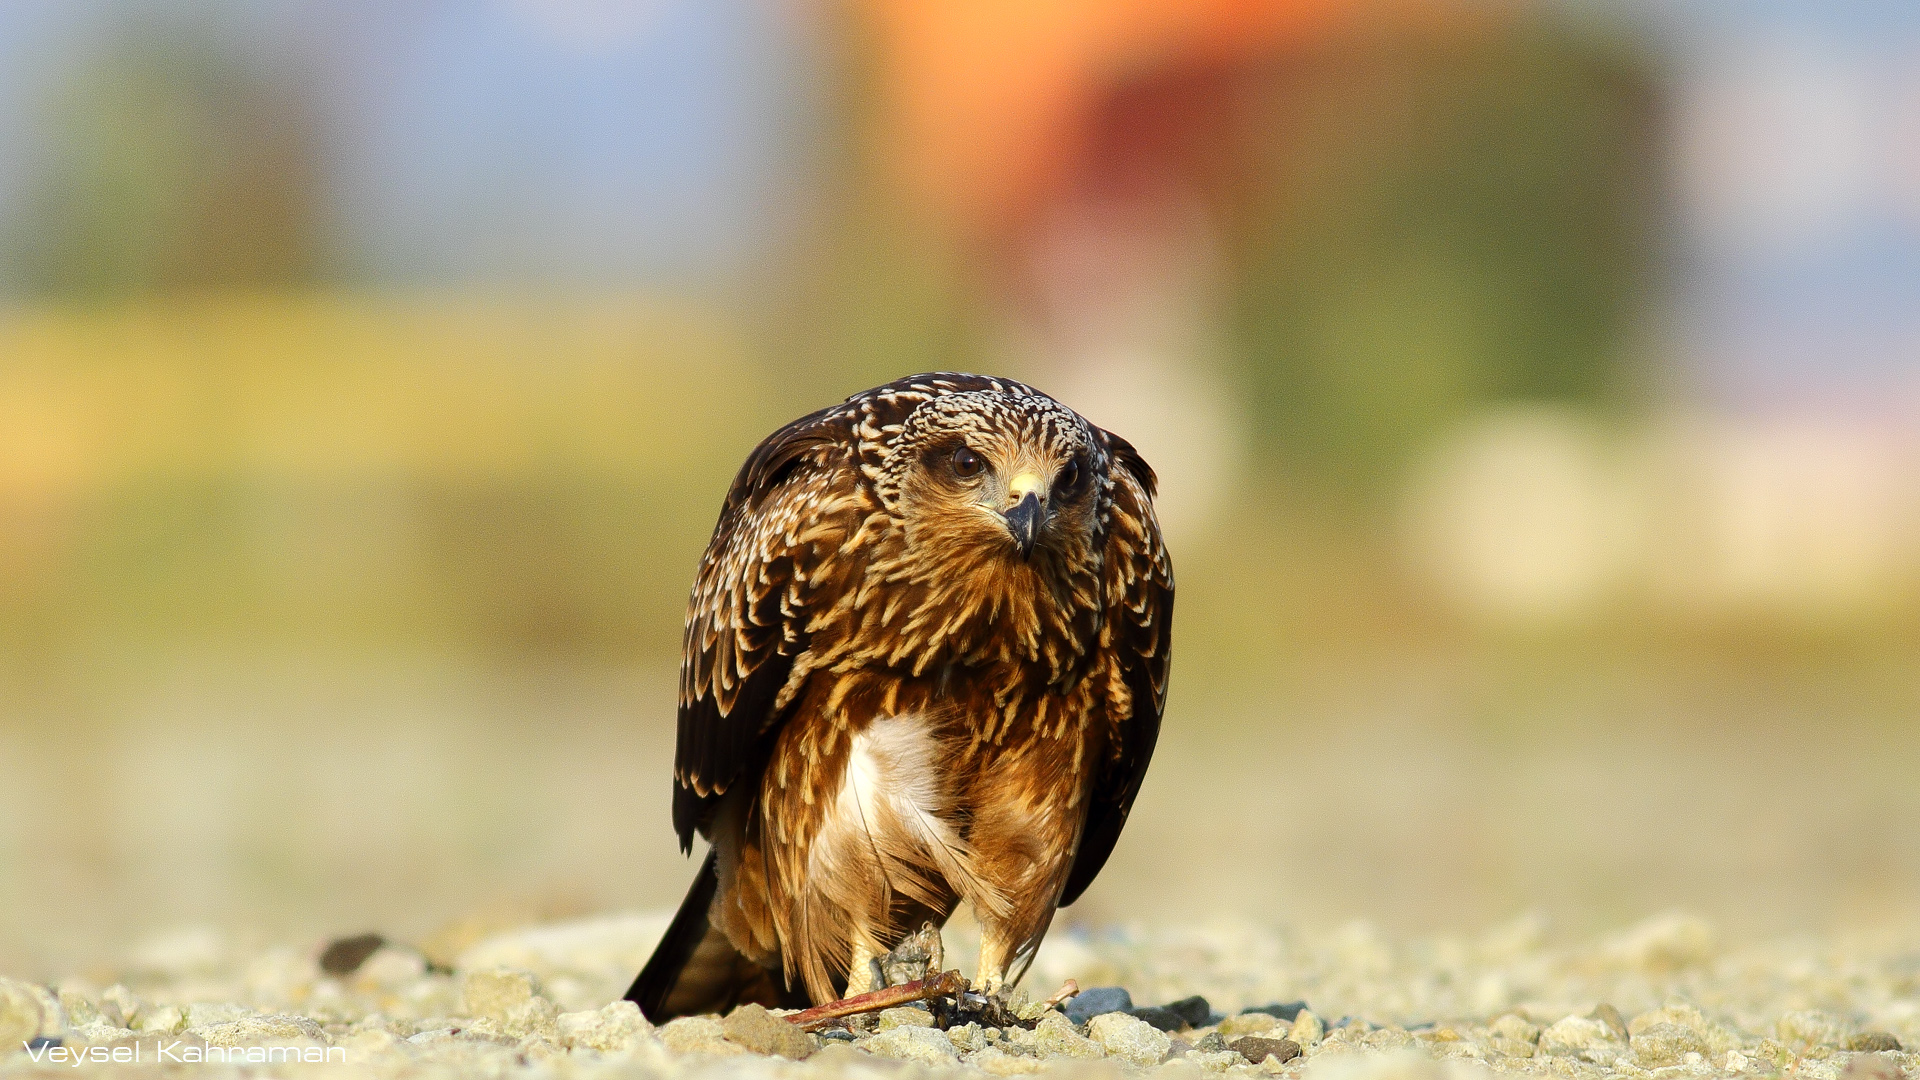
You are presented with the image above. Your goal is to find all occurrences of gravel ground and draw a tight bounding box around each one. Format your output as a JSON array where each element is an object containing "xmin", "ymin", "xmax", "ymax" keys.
[{"xmin": 3, "ymin": 911, "xmax": 1915, "ymax": 1078}]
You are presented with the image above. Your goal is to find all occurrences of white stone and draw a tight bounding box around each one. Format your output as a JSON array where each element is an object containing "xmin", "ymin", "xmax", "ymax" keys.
[
  {"xmin": 192, "ymin": 1013, "xmax": 330, "ymax": 1046},
  {"xmin": 1538, "ymin": 1014, "xmax": 1622, "ymax": 1060},
  {"xmin": 1090, "ymin": 1011, "xmax": 1174, "ymax": 1065},
  {"xmin": 185, "ymin": 1001, "xmax": 252, "ymax": 1029},
  {"xmin": 865, "ymin": 1024, "xmax": 960, "ymax": 1065},
  {"xmin": 555, "ymin": 999, "xmax": 651, "ymax": 1052},
  {"xmin": 0, "ymin": 978, "xmax": 62, "ymax": 1047},
  {"xmin": 659, "ymin": 1015, "xmax": 746, "ymax": 1056},
  {"xmin": 459, "ymin": 967, "xmax": 558, "ymax": 1037}
]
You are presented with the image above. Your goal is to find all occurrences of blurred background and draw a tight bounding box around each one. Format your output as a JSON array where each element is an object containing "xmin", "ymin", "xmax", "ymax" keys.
[{"xmin": 3, "ymin": 0, "xmax": 1920, "ymax": 978}]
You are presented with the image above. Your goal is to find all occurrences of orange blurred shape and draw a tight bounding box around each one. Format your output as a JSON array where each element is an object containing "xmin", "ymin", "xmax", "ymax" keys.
[{"xmin": 859, "ymin": 0, "xmax": 1447, "ymax": 232}]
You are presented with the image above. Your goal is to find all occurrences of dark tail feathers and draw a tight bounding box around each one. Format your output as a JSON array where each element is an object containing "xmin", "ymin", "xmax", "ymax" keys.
[{"xmin": 625, "ymin": 849, "xmax": 807, "ymax": 1022}]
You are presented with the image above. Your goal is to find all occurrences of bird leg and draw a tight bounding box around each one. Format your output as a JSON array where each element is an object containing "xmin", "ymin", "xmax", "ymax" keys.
[
  {"xmin": 843, "ymin": 941, "xmax": 880, "ymax": 997},
  {"xmin": 973, "ymin": 931, "xmax": 1011, "ymax": 996}
]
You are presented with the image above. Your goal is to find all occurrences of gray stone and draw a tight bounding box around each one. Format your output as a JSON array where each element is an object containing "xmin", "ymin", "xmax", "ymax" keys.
[
  {"xmin": 1090, "ymin": 1011, "xmax": 1173, "ymax": 1064},
  {"xmin": 1165, "ymin": 996, "xmax": 1214, "ymax": 1028},
  {"xmin": 1064, "ymin": 986, "xmax": 1133, "ymax": 1025},
  {"xmin": 1132, "ymin": 1005, "xmax": 1188, "ymax": 1031},
  {"xmin": 721, "ymin": 1003, "xmax": 813, "ymax": 1059},
  {"xmin": 864, "ymin": 1024, "xmax": 959, "ymax": 1065}
]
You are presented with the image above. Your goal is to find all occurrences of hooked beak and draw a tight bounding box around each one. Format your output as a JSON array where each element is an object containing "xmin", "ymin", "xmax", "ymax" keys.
[
  {"xmin": 1001, "ymin": 471, "xmax": 1047, "ymax": 559},
  {"xmin": 1003, "ymin": 493, "xmax": 1042, "ymax": 558}
]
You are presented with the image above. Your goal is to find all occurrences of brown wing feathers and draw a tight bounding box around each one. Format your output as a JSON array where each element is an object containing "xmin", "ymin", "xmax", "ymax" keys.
[
  {"xmin": 671, "ymin": 409, "xmax": 848, "ymax": 850},
  {"xmin": 1060, "ymin": 433, "xmax": 1173, "ymax": 906}
]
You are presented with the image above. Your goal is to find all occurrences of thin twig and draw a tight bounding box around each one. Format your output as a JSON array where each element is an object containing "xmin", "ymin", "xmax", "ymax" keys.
[{"xmin": 784, "ymin": 970, "xmax": 970, "ymax": 1031}]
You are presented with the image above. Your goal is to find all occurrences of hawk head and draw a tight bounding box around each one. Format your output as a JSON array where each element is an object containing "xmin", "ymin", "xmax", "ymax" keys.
[{"xmin": 876, "ymin": 386, "xmax": 1107, "ymax": 586}]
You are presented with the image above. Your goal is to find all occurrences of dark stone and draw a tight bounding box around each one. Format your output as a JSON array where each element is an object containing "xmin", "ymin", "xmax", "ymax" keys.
[
  {"xmin": 1241, "ymin": 1001, "xmax": 1309, "ymax": 1023},
  {"xmin": 27, "ymin": 1037, "xmax": 61, "ymax": 1051},
  {"xmin": 1130, "ymin": 1007, "xmax": 1187, "ymax": 1032},
  {"xmin": 1848, "ymin": 1033, "xmax": 1904, "ymax": 1053},
  {"xmin": 817, "ymin": 1029, "xmax": 857, "ymax": 1043},
  {"xmin": 1164, "ymin": 996, "xmax": 1213, "ymax": 1028},
  {"xmin": 319, "ymin": 933, "xmax": 386, "ymax": 976},
  {"xmin": 1232, "ymin": 1036, "xmax": 1303, "ymax": 1065},
  {"xmin": 1064, "ymin": 986, "xmax": 1133, "ymax": 1025}
]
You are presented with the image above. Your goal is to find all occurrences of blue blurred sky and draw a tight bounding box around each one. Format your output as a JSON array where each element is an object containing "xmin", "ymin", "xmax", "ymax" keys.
[{"xmin": 0, "ymin": 0, "xmax": 820, "ymax": 288}]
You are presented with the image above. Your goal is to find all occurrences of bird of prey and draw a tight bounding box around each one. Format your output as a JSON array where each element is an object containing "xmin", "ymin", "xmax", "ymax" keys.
[{"xmin": 625, "ymin": 372, "xmax": 1173, "ymax": 1021}]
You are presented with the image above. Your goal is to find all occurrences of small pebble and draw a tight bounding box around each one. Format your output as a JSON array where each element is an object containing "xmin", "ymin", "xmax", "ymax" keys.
[
  {"xmin": 1849, "ymin": 1032, "xmax": 1904, "ymax": 1053},
  {"xmin": 877, "ymin": 1005, "xmax": 936, "ymax": 1030},
  {"xmin": 1231, "ymin": 1036, "xmax": 1303, "ymax": 1065},
  {"xmin": 1064, "ymin": 986, "xmax": 1133, "ymax": 1025},
  {"xmin": 319, "ymin": 933, "xmax": 387, "ymax": 976},
  {"xmin": 1035, "ymin": 1012, "xmax": 1105, "ymax": 1058},
  {"xmin": 1220, "ymin": 1012, "xmax": 1284, "ymax": 1036},
  {"xmin": 1131, "ymin": 1005, "xmax": 1188, "ymax": 1031},
  {"xmin": 864, "ymin": 1024, "xmax": 959, "ymax": 1065},
  {"xmin": 721, "ymin": 1004, "xmax": 813, "ymax": 1059},
  {"xmin": 1632, "ymin": 1022, "xmax": 1709, "ymax": 1066},
  {"xmin": 1089, "ymin": 1012, "xmax": 1173, "ymax": 1065},
  {"xmin": 1164, "ymin": 995, "xmax": 1214, "ymax": 1027},
  {"xmin": 1242, "ymin": 1001, "xmax": 1309, "ymax": 1022}
]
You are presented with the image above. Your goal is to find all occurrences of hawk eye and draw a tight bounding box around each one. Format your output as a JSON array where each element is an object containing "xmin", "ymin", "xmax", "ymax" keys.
[
  {"xmin": 951, "ymin": 445, "xmax": 984, "ymax": 478},
  {"xmin": 1057, "ymin": 459, "xmax": 1082, "ymax": 493}
]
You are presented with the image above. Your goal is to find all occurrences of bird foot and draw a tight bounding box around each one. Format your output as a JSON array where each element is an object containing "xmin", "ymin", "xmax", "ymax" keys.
[{"xmin": 875, "ymin": 923, "xmax": 945, "ymax": 989}]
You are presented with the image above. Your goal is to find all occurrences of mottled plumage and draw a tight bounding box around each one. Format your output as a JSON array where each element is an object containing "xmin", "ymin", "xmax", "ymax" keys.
[{"xmin": 626, "ymin": 373, "xmax": 1173, "ymax": 1021}]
